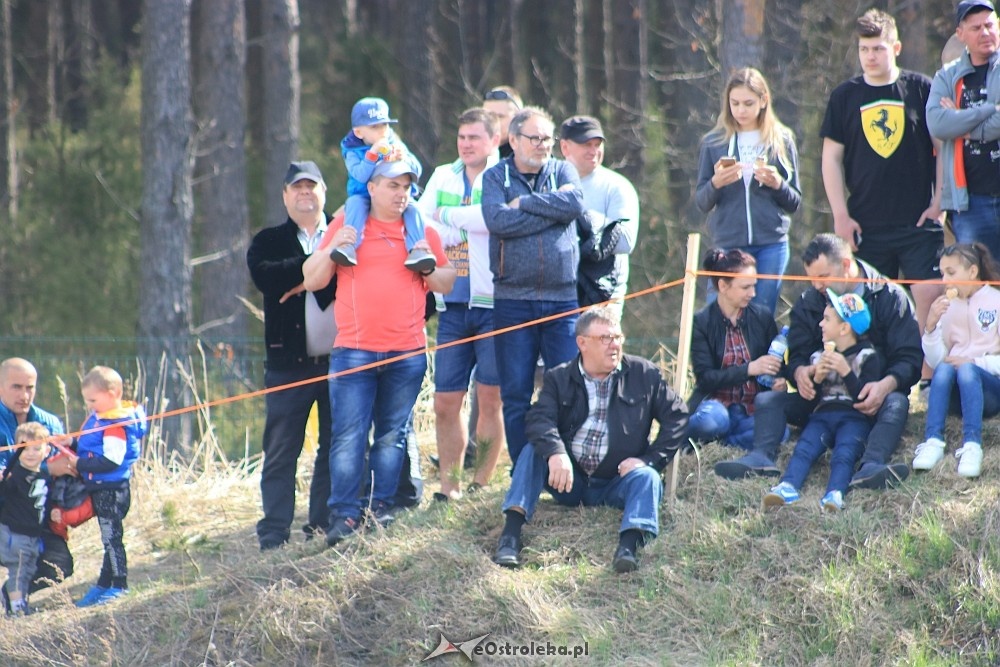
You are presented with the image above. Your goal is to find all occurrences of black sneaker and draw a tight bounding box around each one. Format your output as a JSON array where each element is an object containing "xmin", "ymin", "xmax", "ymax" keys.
[
  {"xmin": 849, "ymin": 462, "xmax": 909, "ymax": 490},
  {"xmin": 367, "ymin": 500, "xmax": 397, "ymax": 528},
  {"xmin": 301, "ymin": 523, "xmax": 326, "ymax": 542},
  {"xmin": 325, "ymin": 516, "xmax": 361, "ymax": 547},
  {"xmin": 492, "ymin": 534, "xmax": 522, "ymax": 568},
  {"xmin": 259, "ymin": 535, "xmax": 288, "ymax": 552},
  {"xmin": 330, "ymin": 245, "xmax": 358, "ymax": 267},
  {"xmin": 404, "ymin": 248, "xmax": 436, "ymax": 273},
  {"xmin": 713, "ymin": 451, "xmax": 781, "ymax": 480},
  {"xmin": 612, "ymin": 545, "xmax": 639, "ymax": 573}
]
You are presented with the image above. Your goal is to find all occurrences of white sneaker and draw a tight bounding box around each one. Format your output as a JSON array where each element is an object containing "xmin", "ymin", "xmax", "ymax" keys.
[
  {"xmin": 912, "ymin": 438, "xmax": 946, "ymax": 470},
  {"xmin": 956, "ymin": 442, "xmax": 983, "ymax": 478}
]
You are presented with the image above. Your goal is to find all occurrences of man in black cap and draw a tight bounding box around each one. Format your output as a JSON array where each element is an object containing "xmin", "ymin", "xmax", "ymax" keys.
[
  {"xmin": 928, "ymin": 0, "xmax": 1000, "ymax": 261},
  {"xmin": 247, "ymin": 161, "xmax": 337, "ymax": 550},
  {"xmin": 559, "ymin": 115, "xmax": 640, "ymax": 318}
]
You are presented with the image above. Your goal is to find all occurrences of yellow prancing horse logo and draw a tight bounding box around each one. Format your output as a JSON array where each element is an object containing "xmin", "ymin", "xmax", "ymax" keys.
[{"xmin": 861, "ymin": 100, "xmax": 905, "ymax": 158}]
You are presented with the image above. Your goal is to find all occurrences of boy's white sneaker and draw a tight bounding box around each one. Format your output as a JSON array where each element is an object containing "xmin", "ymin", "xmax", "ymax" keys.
[
  {"xmin": 956, "ymin": 442, "xmax": 983, "ymax": 478},
  {"xmin": 912, "ymin": 438, "xmax": 945, "ymax": 470}
]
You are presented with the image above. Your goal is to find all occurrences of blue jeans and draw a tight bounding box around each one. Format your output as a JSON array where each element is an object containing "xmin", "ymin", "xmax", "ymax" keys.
[
  {"xmin": 781, "ymin": 410, "xmax": 870, "ymax": 494},
  {"xmin": 501, "ymin": 445, "xmax": 662, "ymax": 537},
  {"xmin": 924, "ymin": 361, "xmax": 1000, "ymax": 444},
  {"xmin": 686, "ymin": 400, "xmax": 755, "ymax": 450},
  {"xmin": 705, "ymin": 241, "xmax": 789, "ymax": 316},
  {"xmin": 742, "ymin": 241, "xmax": 789, "ymax": 316},
  {"xmin": 344, "ymin": 195, "xmax": 425, "ymax": 252},
  {"xmin": 326, "ymin": 347, "xmax": 427, "ymax": 520},
  {"xmin": 493, "ymin": 299, "xmax": 579, "ymax": 465},
  {"xmin": 953, "ymin": 194, "xmax": 1000, "ymax": 262}
]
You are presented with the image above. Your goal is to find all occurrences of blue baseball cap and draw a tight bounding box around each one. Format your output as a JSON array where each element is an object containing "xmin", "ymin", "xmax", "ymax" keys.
[
  {"xmin": 372, "ymin": 160, "xmax": 418, "ymax": 181},
  {"xmin": 827, "ymin": 289, "xmax": 871, "ymax": 336},
  {"xmin": 351, "ymin": 97, "xmax": 398, "ymax": 127}
]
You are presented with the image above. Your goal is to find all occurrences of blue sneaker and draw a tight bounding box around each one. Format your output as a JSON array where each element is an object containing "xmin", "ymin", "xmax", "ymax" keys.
[
  {"xmin": 75, "ymin": 585, "xmax": 109, "ymax": 608},
  {"xmin": 763, "ymin": 482, "xmax": 800, "ymax": 508},
  {"xmin": 90, "ymin": 587, "xmax": 129, "ymax": 606},
  {"xmin": 820, "ymin": 490, "xmax": 844, "ymax": 512}
]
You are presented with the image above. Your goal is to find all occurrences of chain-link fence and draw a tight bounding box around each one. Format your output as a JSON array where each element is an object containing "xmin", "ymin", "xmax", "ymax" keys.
[{"xmin": 0, "ymin": 336, "xmax": 268, "ymax": 461}]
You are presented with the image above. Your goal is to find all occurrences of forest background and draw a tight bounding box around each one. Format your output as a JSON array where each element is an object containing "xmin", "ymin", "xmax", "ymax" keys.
[{"xmin": 0, "ymin": 0, "xmax": 960, "ymax": 452}]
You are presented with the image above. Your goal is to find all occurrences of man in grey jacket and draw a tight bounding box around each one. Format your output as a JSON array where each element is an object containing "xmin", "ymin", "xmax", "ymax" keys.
[
  {"xmin": 927, "ymin": 0, "xmax": 1000, "ymax": 260},
  {"xmin": 482, "ymin": 106, "xmax": 584, "ymax": 467}
]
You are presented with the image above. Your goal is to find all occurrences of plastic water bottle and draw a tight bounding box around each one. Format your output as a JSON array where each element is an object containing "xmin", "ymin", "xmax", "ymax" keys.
[{"xmin": 758, "ymin": 325, "xmax": 789, "ymax": 388}]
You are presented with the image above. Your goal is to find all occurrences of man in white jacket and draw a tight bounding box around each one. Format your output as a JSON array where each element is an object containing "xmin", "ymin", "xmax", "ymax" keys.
[{"xmin": 419, "ymin": 108, "xmax": 506, "ymax": 500}]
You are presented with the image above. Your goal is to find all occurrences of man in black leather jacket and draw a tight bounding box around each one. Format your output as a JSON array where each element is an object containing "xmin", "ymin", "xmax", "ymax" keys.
[{"xmin": 491, "ymin": 306, "xmax": 688, "ymax": 573}]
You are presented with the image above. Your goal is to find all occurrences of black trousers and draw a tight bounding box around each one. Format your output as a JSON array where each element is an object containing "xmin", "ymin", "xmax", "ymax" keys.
[{"xmin": 257, "ymin": 362, "xmax": 332, "ymax": 542}]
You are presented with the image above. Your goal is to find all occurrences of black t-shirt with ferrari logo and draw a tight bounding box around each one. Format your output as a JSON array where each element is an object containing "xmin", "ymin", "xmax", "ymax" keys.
[{"xmin": 821, "ymin": 70, "xmax": 936, "ymax": 231}]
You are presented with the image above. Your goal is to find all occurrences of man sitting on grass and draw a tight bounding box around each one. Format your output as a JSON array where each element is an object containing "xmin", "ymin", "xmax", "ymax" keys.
[{"xmin": 491, "ymin": 306, "xmax": 688, "ymax": 573}]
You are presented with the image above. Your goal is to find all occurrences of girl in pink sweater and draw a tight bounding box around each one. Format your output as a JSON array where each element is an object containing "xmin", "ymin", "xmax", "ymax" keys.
[{"xmin": 912, "ymin": 243, "xmax": 1000, "ymax": 478}]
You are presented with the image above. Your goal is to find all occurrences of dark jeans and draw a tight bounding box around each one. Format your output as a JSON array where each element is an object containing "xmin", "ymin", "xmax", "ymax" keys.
[
  {"xmin": 750, "ymin": 389, "xmax": 909, "ymax": 467},
  {"xmin": 92, "ymin": 485, "xmax": 131, "ymax": 589},
  {"xmin": 257, "ymin": 361, "xmax": 332, "ymax": 542}
]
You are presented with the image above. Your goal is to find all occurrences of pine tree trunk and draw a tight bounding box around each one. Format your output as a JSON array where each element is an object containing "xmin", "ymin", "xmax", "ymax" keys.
[
  {"xmin": 397, "ymin": 0, "xmax": 438, "ymax": 170},
  {"xmin": 720, "ymin": 0, "xmax": 766, "ymax": 74},
  {"xmin": 609, "ymin": 0, "xmax": 647, "ymax": 187},
  {"xmin": 0, "ymin": 0, "xmax": 14, "ymax": 224},
  {"xmin": 139, "ymin": 0, "xmax": 195, "ymax": 450},
  {"xmin": 192, "ymin": 0, "xmax": 249, "ymax": 342},
  {"xmin": 260, "ymin": 0, "xmax": 300, "ymax": 228}
]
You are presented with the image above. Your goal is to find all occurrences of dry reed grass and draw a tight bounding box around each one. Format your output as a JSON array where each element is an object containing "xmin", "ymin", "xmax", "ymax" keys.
[{"xmin": 0, "ymin": 378, "xmax": 998, "ymax": 665}]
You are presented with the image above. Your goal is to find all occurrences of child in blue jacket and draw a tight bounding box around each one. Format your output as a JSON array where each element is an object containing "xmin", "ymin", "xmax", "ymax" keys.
[
  {"xmin": 71, "ymin": 366, "xmax": 146, "ymax": 608},
  {"xmin": 328, "ymin": 97, "xmax": 435, "ymax": 273}
]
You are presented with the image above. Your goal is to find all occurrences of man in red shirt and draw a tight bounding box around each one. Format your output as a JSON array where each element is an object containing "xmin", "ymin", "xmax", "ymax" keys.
[{"xmin": 304, "ymin": 160, "xmax": 456, "ymax": 546}]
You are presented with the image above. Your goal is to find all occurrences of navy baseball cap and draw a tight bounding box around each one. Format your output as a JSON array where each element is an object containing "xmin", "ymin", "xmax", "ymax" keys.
[
  {"xmin": 351, "ymin": 97, "xmax": 398, "ymax": 127},
  {"xmin": 284, "ymin": 161, "xmax": 325, "ymax": 186},
  {"xmin": 957, "ymin": 0, "xmax": 995, "ymax": 25}
]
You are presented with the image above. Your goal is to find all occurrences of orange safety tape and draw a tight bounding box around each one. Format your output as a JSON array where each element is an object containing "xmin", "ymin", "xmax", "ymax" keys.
[{"xmin": 3, "ymin": 277, "xmax": 688, "ymax": 455}]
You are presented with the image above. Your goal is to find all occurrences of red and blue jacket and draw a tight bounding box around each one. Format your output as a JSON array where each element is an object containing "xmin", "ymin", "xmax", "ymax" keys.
[{"xmin": 76, "ymin": 402, "xmax": 146, "ymax": 489}]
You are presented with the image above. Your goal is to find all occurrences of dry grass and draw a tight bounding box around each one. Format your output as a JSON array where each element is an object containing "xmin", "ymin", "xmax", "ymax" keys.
[{"xmin": 0, "ymin": 403, "xmax": 999, "ymax": 666}]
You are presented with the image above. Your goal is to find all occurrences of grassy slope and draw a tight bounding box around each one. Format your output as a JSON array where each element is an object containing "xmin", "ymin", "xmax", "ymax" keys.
[{"xmin": 0, "ymin": 412, "xmax": 998, "ymax": 666}]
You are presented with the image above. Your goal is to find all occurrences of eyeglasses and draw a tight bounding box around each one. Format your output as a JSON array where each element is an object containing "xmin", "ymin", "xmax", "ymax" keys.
[
  {"xmin": 484, "ymin": 89, "xmax": 520, "ymax": 107},
  {"xmin": 517, "ymin": 132, "xmax": 554, "ymax": 147},
  {"xmin": 581, "ymin": 333, "xmax": 625, "ymax": 346}
]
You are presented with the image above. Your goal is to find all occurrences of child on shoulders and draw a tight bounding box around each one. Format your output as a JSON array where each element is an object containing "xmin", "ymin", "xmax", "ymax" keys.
[
  {"xmin": 0, "ymin": 422, "xmax": 52, "ymax": 616},
  {"xmin": 329, "ymin": 96, "xmax": 435, "ymax": 273},
  {"xmin": 70, "ymin": 366, "xmax": 146, "ymax": 608},
  {"xmin": 912, "ymin": 243, "xmax": 1000, "ymax": 478},
  {"xmin": 763, "ymin": 290, "xmax": 881, "ymax": 511}
]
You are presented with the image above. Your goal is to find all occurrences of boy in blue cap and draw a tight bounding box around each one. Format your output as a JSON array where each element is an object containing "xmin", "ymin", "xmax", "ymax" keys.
[
  {"xmin": 329, "ymin": 97, "xmax": 435, "ymax": 272},
  {"xmin": 763, "ymin": 291, "xmax": 882, "ymax": 511}
]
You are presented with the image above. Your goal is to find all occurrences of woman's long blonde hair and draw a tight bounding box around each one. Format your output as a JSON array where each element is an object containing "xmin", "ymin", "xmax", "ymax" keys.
[{"xmin": 707, "ymin": 67, "xmax": 791, "ymax": 170}]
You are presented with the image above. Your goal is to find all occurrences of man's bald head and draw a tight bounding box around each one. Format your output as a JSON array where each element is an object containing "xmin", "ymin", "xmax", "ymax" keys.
[{"xmin": 0, "ymin": 358, "xmax": 38, "ymax": 421}]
